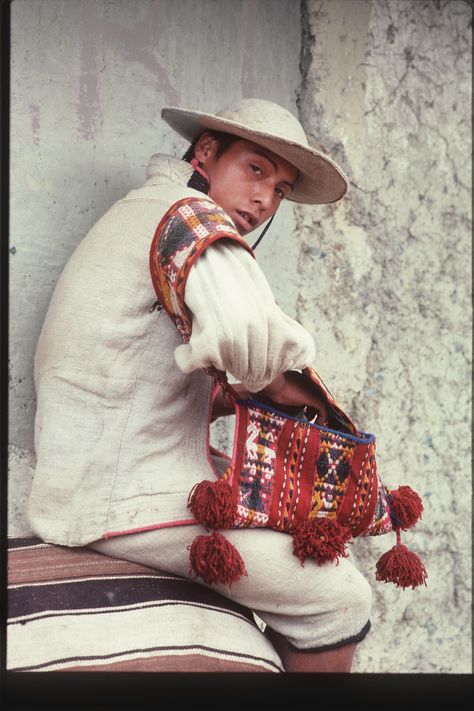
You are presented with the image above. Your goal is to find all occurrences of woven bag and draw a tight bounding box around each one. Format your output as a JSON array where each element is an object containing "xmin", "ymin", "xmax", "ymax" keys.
[
  {"xmin": 187, "ymin": 367, "xmax": 427, "ymax": 590},
  {"xmin": 150, "ymin": 197, "xmax": 428, "ymax": 591}
]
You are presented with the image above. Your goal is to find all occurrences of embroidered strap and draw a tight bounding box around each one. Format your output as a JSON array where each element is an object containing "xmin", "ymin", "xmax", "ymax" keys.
[{"xmin": 149, "ymin": 197, "xmax": 254, "ymax": 342}]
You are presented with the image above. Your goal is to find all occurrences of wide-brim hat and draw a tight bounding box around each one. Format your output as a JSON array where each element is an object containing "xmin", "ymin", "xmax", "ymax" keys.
[{"xmin": 161, "ymin": 98, "xmax": 349, "ymax": 205}]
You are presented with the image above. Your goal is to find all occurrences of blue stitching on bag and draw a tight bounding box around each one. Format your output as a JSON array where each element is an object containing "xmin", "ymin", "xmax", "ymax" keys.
[{"xmin": 236, "ymin": 398, "xmax": 375, "ymax": 444}]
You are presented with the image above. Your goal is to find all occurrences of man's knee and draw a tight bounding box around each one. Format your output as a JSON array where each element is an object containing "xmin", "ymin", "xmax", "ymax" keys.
[{"xmin": 337, "ymin": 562, "xmax": 373, "ymax": 622}]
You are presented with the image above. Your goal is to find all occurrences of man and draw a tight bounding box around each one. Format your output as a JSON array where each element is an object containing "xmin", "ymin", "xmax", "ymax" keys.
[{"xmin": 28, "ymin": 99, "xmax": 372, "ymax": 672}]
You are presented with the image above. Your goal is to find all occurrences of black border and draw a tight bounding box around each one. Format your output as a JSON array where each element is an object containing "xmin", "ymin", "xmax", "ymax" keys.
[
  {"xmin": 2, "ymin": 671, "xmax": 473, "ymax": 709},
  {"xmin": 1, "ymin": 0, "xmax": 11, "ymax": 701}
]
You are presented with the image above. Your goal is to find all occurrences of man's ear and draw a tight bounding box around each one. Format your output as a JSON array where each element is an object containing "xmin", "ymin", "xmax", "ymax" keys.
[{"xmin": 193, "ymin": 132, "xmax": 218, "ymax": 165}]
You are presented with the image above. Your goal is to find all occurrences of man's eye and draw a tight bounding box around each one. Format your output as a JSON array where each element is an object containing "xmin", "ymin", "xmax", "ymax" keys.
[
  {"xmin": 275, "ymin": 188, "xmax": 285, "ymax": 199},
  {"xmin": 250, "ymin": 164, "xmax": 263, "ymax": 175}
]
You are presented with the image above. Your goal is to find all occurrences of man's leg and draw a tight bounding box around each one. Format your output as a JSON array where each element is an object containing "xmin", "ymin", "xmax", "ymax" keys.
[
  {"xmin": 264, "ymin": 624, "xmax": 358, "ymax": 672},
  {"xmin": 89, "ymin": 524, "xmax": 372, "ymax": 673}
]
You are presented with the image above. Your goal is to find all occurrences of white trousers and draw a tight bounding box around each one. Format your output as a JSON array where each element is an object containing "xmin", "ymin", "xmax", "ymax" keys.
[{"xmin": 89, "ymin": 523, "xmax": 372, "ymax": 651}]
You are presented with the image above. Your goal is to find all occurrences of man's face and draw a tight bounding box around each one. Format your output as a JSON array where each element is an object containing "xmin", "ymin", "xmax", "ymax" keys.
[{"xmin": 195, "ymin": 136, "xmax": 298, "ymax": 236}]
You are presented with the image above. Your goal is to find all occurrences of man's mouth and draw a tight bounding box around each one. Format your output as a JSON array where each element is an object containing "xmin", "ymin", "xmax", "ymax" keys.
[{"xmin": 235, "ymin": 210, "xmax": 257, "ymax": 231}]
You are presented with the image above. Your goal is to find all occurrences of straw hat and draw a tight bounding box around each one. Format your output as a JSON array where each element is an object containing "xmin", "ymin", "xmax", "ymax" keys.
[{"xmin": 161, "ymin": 98, "xmax": 348, "ymax": 205}]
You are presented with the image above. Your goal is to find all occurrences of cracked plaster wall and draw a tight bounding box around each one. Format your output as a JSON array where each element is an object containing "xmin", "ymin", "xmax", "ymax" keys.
[{"xmin": 296, "ymin": 0, "xmax": 471, "ymax": 673}]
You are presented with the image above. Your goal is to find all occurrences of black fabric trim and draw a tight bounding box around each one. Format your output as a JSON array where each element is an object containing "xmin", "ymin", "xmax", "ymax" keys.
[
  {"xmin": 186, "ymin": 169, "xmax": 209, "ymax": 194},
  {"xmin": 7, "ymin": 536, "xmax": 44, "ymax": 550},
  {"xmin": 288, "ymin": 619, "xmax": 371, "ymax": 654}
]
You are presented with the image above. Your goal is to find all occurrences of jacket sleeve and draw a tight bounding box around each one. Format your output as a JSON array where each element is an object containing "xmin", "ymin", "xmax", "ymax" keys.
[
  {"xmin": 150, "ymin": 196, "xmax": 315, "ymax": 392},
  {"xmin": 176, "ymin": 241, "xmax": 315, "ymax": 392}
]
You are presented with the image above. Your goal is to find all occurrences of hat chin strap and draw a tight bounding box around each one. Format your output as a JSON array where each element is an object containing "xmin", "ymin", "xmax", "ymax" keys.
[{"xmin": 251, "ymin": 215, "xmax": 274, "ymax": 250}]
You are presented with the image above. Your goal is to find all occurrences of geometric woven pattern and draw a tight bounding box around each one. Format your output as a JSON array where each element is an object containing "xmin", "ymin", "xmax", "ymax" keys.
[
  {"xmin": 309, "ymin": 431, "xmax": 356, "ymax": 518},
  {"xmin": 150, "ymin": 197, "xmax": 253, "ymax": 341},
  {"xmin": 233, "ymin": 407, "xmax": 287, "ymax": 528},
  {"xmin": 222, "ymin": 397, "xmax": 393, "ymax": 539}
]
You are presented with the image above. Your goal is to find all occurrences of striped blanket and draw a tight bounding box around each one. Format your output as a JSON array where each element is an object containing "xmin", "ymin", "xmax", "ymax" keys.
[{"xmin": 7, "ymin": 537, "xmax": 282, "ymax": 673}]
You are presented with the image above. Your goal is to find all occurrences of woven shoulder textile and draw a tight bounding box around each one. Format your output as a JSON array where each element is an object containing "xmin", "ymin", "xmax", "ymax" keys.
[{"xmin": 149, "ymin": 197, "xmax": 253, "ymax": 341}]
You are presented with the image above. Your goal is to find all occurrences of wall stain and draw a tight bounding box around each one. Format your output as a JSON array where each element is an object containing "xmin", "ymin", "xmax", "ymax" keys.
[
  {"xmin": 29, "ymin": 103, "xmax": 41, "ymax": 146},
  {"xmin": 77, "ymin": 2, "xmax": 104, "ymax": 140},
  {"xmin": 239, "ymin": 0, "xmax": 259, "ymax": 95},
  {"xmin": 98, "ymin": 5, "xmax": 179, "ymax": 104},
  {"xmin": 76, "ymin": 0, "xmax": 179, "ymax": 136}
]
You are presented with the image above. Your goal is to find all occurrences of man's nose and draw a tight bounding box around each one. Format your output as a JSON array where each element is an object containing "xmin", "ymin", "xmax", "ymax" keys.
[{"xmin": 252, "ymin": 182, "xmax": 274, "ymax": 211}]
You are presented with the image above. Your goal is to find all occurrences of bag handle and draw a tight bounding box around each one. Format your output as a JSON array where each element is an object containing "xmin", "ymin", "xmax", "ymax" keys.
[{"xmin": 206, "ymin": 366, "xmax": 241, "ymax": 402}]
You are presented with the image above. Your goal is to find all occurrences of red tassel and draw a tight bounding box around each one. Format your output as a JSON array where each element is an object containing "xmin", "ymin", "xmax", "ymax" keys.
[
  {"xmin": 188, "ymin": 531, "xmax": 247, "ymax": 585},
  {"xmin": 388, "ymin": 485, "xmax": 424, "ymax": 530},
  {"xmin": 291, "ymin": 518, "xmax": 352, "ymax": 566},
  {"xmin": 188, "ymin": 479, "xmax": 236, "ymax": 529},
  {"xmin": 375, "ymin": 530, "xmax": 428, "ymax": 589}
]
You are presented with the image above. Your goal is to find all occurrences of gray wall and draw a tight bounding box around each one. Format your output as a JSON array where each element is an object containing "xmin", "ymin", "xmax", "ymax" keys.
[{"xmin": 9, "ymin": 0, "xmax": 472, "ymax": 674}]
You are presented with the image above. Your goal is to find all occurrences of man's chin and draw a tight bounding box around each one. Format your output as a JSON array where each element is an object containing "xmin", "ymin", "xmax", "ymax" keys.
[{"xmin": 232, "ymin": 211, "xmax": 256, "ymax": 236}]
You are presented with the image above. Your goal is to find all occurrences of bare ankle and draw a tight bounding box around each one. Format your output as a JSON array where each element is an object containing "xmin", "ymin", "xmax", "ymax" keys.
[
  {"xmin": 282, "ymin": 643, "xmax": 356, "ymax": 672},
  {"xmin": 264, "ymin": 626, "xmax": 356, "ymax": 673}
]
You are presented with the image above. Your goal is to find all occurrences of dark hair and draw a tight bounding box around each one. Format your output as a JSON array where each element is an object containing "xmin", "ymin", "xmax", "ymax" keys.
[{"xmin": 182, "ymin": 130, "xmax": 240, "ymax": 163}]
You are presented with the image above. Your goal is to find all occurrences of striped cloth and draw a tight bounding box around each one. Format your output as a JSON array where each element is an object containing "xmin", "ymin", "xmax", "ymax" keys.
[{"xmin": 7, "ymin": 537, "xmax": 282, "ymax": 672}]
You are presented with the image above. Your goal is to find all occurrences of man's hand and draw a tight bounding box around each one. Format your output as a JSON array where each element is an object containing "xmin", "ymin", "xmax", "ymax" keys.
[
  {"xmin": 211, "ymin": 371, "xmax": 329, "ymax": 425},
  {"xmin": 258, "ymin": 371, "xmax": 329, "ymax": 424}
]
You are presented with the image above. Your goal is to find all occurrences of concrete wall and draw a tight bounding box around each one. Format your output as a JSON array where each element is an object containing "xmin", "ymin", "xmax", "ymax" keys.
[
  {"xmin": 9, "ymin": 0, "xmax": 472, "ymax": 674},
  {"xmin": 297, "ymin": 0, "xmax": 471, "ymax": 673}
]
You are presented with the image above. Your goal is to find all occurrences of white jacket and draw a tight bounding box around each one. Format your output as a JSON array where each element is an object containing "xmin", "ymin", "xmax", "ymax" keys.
[{"xmin": 28, "ymin": 156, "xmax": 315, "ymax": 546}]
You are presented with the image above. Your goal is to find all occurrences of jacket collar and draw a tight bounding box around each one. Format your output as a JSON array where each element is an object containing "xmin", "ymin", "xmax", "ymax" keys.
[{"xmin": 145, "ymin": 154, "xmax": 194, "ymax": 187}]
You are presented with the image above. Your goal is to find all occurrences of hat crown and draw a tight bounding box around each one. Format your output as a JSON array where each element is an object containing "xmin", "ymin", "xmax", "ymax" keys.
[{"xmin": 216, "ymin": 99, "xmax": 308, "ymax": 147}]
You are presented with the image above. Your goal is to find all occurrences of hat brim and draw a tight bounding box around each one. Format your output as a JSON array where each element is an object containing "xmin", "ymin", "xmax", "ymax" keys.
[{"xmin": 161, "ymin": 107, "xmax": 348, "ymax": 205}]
